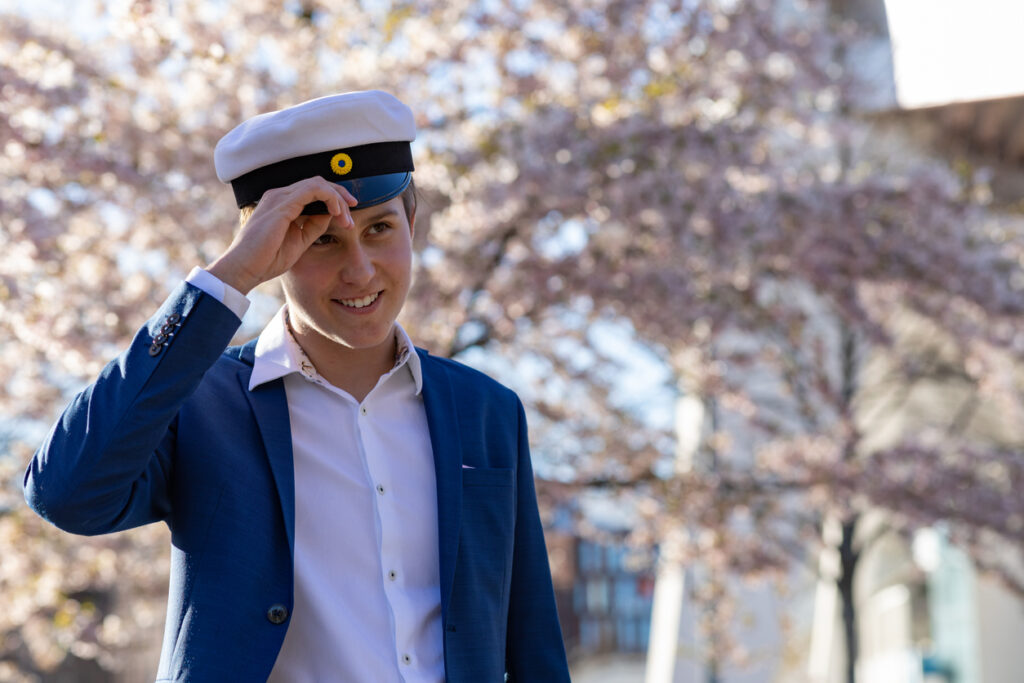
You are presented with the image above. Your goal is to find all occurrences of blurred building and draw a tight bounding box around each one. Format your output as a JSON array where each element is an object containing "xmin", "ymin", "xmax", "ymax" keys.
[
  {"xmin": 544, "ymin": 500, "xmax": 654, "ymax": 682},
  {"xmin": 571, "ymin": 539, "xmax": 655, "ymax": 655},
  {"xmin": 818, "ymin": 520, "xmax": 1024, "ymax": 683}
]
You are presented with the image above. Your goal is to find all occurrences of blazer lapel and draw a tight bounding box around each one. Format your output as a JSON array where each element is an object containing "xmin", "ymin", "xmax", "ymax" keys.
[
  {"xmin": 417, "ymin": 349, "xmax": 463, "ymax": 621},
  {"xmin": 236, "ymin": 344, "xmax": 296, "ymax": 560}
]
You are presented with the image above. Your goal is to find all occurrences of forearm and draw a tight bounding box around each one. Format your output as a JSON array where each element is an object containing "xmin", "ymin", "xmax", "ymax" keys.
[{"xmin": 24, "ymin": 282, "xmax": 242, "ymax": 535}]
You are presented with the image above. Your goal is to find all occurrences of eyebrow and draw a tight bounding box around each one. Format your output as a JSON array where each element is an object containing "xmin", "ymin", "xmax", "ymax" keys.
[{"xmin": 359, "ymin": 208, "xmax": 401, "ymax": 223}]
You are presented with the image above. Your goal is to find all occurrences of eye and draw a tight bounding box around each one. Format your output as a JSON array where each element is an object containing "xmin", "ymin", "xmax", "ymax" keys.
[
  {"xmin": 311, "ymin": 234, "xmax": 336, "ymax": 246},
  {"xmin": 367, "ymin": 221, "xmax": 393, "ymax": 235}
]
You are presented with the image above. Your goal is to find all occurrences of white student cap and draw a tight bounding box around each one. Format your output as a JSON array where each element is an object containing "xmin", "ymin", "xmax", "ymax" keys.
[{"xmin": 214, "ymin": 90, "xmax": 416, "ymax": 213}]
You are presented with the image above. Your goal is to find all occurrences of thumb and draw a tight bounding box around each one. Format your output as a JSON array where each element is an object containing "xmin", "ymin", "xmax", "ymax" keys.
[{"xmin": 299, "ymin": 213, "xmax": 333, "ymax": 248}]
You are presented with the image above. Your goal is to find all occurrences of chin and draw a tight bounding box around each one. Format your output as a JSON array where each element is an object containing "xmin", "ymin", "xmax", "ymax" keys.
[{"xmin": 328, "ymin": 328, "xmax": 394, "ymax": 351}]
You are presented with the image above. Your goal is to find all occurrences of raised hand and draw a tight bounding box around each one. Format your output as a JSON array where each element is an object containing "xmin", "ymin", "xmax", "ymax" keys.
[{"xmin": 206, "ymin": 177, "xmax": 357, "ymax": 294}]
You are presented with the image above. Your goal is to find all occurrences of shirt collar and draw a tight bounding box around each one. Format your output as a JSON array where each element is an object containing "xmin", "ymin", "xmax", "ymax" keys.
[{"xmin": 249, "ymin": 305, "xmax": 423, "ymax": 395}]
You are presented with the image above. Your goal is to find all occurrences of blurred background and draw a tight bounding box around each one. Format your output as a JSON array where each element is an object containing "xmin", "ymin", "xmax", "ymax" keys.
[{"xmin": 1, "ymin": 0, "xmax": 1023, "ymax": 681}]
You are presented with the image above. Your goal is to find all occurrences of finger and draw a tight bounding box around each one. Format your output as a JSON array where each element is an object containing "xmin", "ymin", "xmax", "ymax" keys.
[
  {"xmin": 338, "ymin": 203, "xmax": 355, "ymax": 229},
  {"xmin": 336, "ymin": 184, "xmax": 358, "ymax": 207},
  {"xmin": 271, "ymin": 177, "xmax": 336, "ymax": 215},
  {"xmin": 318, "ymin": 181, "xmax": 356, "ymax": 228},
  {"xmin": 305, "ymin": 178, "xmax": 354, "ymax": 220},
  {"xmin": 321, "ymin": 180, "xmax": 357, "ymax": 222}
]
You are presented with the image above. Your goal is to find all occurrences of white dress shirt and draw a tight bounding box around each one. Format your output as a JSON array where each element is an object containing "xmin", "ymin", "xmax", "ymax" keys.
[{"xmin": 185, "ymin": 268, "xmax": 444, "ymax": 683}]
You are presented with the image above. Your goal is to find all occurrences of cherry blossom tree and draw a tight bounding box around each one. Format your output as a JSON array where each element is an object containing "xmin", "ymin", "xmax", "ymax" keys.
[
  {"xmin": 402, "ymin": 0, "xmax": 1024, "ymax": 676},
  {"xmin": 401, "ymin": 1, "xmax": 1024, "ymax": 678}
]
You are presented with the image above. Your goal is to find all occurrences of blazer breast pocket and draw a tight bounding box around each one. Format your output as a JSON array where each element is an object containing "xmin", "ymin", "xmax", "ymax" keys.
[
  {"xmin": 462, "ymin": 466, "xmax": 514, "ymax": 488},
  {"xmin": 459, "ymin": 467, "xmax": 515, "ymax": 599}
]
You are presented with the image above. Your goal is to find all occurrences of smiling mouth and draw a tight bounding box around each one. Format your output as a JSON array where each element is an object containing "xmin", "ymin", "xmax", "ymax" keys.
[{"xmin": 335, "ymin": 291, "xmax": 380, "ymax": 309}]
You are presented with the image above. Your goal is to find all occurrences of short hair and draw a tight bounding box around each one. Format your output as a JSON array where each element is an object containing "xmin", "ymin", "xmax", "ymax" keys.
[{"xmin": 238, "ymin": 177, "xmax": 417, "ymax": 228}]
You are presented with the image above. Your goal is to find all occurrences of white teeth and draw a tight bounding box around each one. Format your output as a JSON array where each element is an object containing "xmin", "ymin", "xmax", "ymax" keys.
[{"xmin": 338, "ymin": 292, "xmax": 379, "ymax": 309}]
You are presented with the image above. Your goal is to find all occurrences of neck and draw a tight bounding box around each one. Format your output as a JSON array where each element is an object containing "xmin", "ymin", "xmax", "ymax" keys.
[{"xmin": 288, "ymin": 317, "xmax": 397, "ymax": 403}]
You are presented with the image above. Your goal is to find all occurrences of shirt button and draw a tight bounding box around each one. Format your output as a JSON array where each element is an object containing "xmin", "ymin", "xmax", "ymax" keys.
[
  {"xmin": 376, "ymin": 484, "xmax": 385, "ymax": 495},
  {"xmin": 388, "ymin": 570, "xmax": 397, "ymax": 581},
  {"xmin": 402, "ymin": 654, "xmax": 412, "ymax": 665},
  {"xmin": 360, "ymin": 406, "xmax": 367, "ymax": 416}
]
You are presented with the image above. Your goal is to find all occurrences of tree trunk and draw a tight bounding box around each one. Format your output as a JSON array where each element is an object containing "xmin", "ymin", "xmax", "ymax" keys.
[
  {"xmin": 836, "ymin": 286, "xmax": 860, "ymax": 681},
  {"xmin": 836, "ymin": 516, "xmax": 860, "ymax": 683},
  {"xmin": 707, "ymin": 659, "xmax": 720, "ymax": 683}
]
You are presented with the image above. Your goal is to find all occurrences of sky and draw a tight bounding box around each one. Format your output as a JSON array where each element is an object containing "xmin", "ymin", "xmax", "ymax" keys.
[{"xmin": 884, "ymin": 0, "xmax": 1024, "ymax": 108}]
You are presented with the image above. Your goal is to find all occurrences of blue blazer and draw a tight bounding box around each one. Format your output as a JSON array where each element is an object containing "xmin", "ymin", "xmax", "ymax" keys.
[{"xmin": 24, "ymin": 282, "xmax": 570, "ymax": 682}]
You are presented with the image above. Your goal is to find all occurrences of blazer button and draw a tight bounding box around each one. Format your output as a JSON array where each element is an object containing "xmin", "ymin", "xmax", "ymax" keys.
[
  {"xmin": 148, "ymin": 343, "xmax": 162, "ymax": 357},
  {"xmin": 166, "ymin": 313, "xmax": 181, "ymax": 324},
  {"xmin": 266, "ymin": 604, "xmax": 289, "ymax": 624}
]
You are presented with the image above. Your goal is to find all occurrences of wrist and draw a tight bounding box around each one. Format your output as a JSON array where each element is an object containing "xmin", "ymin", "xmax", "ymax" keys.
[{"xmin": 206, "ymin": 258, "xmax": 258, "ymax": 296}]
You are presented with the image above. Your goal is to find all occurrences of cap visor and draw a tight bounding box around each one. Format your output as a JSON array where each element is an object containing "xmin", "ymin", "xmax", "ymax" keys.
[{"xmin": 301, "ymin": 172, "xmax": 412, "ymax": 215}]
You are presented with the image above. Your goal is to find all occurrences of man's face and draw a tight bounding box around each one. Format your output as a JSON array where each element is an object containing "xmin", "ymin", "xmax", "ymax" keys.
[{"xmin": 281, "ymin": 195, "xmax": 413, "ymax": 357}]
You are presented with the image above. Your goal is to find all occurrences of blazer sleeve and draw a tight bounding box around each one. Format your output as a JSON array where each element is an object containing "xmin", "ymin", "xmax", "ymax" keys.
[
  {"xmin": 23, "ymin": 282, "xmax": 242, "ymax": 536},
  {"xmin": 505, "ymin": 397, "xmax": 571, "ymax": 681}
]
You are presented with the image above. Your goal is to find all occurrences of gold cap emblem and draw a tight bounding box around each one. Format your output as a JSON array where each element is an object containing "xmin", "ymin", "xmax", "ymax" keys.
[{"xmin": 330, "ymin": 152, "xmax": 353, "ymax": 176}]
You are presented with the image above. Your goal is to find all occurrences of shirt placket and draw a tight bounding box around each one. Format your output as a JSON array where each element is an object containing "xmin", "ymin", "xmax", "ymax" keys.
[
  {"xmin": 358, "ymin": 380, "xmax": 416, "ymax": 677},
  {"xmin": 290, "ymin": 326, "xmax": 418, "ymax": 678}
]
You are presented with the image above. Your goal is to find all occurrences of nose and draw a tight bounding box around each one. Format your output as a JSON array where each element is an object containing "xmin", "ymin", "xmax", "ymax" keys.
[{"xmin": 339, "ymin": 243, "xmax": 374, "ymax": 285}]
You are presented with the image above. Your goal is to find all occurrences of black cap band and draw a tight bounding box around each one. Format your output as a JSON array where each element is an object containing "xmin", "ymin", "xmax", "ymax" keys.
[{"xmin": 229, "ymin": 140, "xmax": 414, "ymax": 208}]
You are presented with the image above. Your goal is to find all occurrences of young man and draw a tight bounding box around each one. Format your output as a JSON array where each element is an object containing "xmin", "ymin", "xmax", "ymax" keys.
[{"xmin": 24, "ymin": 91, "xmax": 570, "ymax": 682}]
